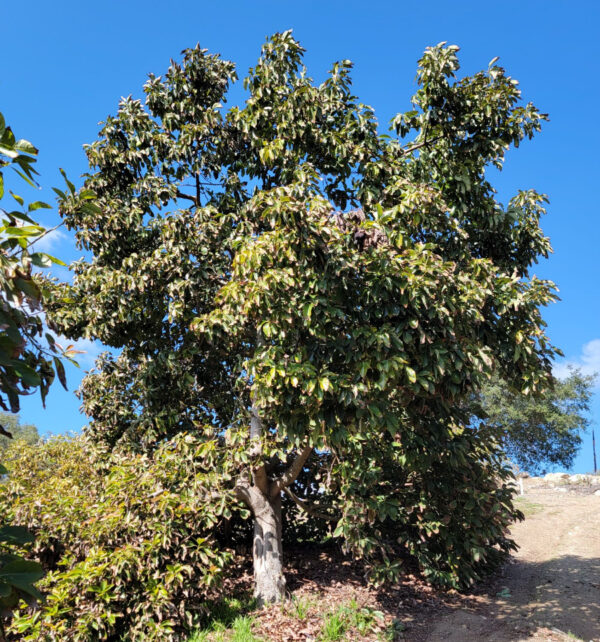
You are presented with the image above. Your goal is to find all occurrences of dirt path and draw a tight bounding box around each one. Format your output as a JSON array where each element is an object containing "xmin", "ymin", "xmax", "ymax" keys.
[{"xmin": 416, "ymin": 489, "xmax": 600, "ymax": 642}]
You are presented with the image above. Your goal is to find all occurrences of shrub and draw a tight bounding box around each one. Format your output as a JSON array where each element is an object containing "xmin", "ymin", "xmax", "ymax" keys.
[{"xmin": 0, "ymin": 434, "xmax": 239, "ymax": 641}]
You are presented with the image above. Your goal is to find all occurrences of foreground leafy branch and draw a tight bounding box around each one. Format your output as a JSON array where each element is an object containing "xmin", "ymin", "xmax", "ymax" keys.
[{"xmin": 0, "ymin": 111, "xmax": 71, "ymax": 640}]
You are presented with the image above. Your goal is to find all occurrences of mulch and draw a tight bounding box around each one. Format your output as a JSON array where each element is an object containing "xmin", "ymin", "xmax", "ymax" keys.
[{"xmin": 218, "ymin": 543, "xmax": 490, "ymax": 641}]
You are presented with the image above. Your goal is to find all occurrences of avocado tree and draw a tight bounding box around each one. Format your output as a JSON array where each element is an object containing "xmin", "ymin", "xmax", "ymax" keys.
[{"xmin": 48, "ymin": 34, "xmax": 559, "ymax": 603}]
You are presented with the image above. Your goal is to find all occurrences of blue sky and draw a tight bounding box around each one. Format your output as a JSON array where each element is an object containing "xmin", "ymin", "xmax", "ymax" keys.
[{"xmin": 3, "ymin": 1, "xmax": 599, "ymax": 472}]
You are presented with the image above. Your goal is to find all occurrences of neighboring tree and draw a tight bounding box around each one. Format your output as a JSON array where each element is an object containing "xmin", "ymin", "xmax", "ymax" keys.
[
  {"xmin": 477, "ymin": 370, "xmax": 595, "ymax": 474},
  {"xmin": 0, "ymin": 414, "xmax": 38, "ymax": 452},
  {"xmin": 48, "ymin": 35, "xmax": 559, "ymax": 604}
]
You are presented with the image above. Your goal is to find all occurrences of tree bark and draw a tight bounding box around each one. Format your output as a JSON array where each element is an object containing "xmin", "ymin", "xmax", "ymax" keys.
[
  {"xmin": 236, "ymin": 445, "xmax": 312, "ymax": 605},
  {"xmin": 252, "ymin": 490, "xmax": 285, "ymax": 606}
]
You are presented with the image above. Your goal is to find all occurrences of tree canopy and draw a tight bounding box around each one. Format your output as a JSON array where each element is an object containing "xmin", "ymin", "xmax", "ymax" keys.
[
  {"xmin": 0, "ymin": 413, "xmax": 38, "ymax": 452},
  {"xmin": 48, "ymin": 33, "xmax": 560, "ymax": 604},
  {"xmin": 477, "ymin": 370, "xmax": 595, "ymax": 474}
]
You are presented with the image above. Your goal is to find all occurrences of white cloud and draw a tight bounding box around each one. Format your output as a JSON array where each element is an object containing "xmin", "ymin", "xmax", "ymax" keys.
[
  {"xmin": 33, "ymin": 227, "xmax": 68, "ymax": 253},
  {"xmin": 553, "ymin": 339, "xmax": 600, "ymax": 384}
]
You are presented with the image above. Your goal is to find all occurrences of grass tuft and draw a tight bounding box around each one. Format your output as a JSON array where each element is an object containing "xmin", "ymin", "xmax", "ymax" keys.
[
  {"xmin": 514, "ymin": 496, "xmax": 544, "ymax": 517},
  {"xmin": 318, "ymin": 599, "xmax": 387, "ymax": 641},
  {"xmin": 187, "ymin": 594, "xmax": 259, "ymax": 641}
]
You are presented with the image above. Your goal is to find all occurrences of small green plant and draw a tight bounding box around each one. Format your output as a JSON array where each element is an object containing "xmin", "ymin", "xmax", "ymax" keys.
[
  {"xmin": 188, "ymin": 615, "xmax": 259, "ymax": 642},
  {"xmin": 319, "ymin": 600, "xmax": 385, "ymax": 641},
  {"xmin": 188, "ymin": 595, "xmax": 259, "ymax": 641},
  {"xmin": 229, "ymin": 616, "xmax": 259, "ymax": 642},
  {"xmin": 319, "ymin": 610, "xmax": 348, "ymax": 642},
  {"xmin": 284, "ymin": 595, "xmax": 314, "ymax": 621}
]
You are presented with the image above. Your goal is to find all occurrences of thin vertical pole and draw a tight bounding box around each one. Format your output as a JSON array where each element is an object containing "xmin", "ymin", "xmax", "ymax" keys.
[{"xmin": 593, "ymin": 427, "xmax": 598, "ymax": 474}]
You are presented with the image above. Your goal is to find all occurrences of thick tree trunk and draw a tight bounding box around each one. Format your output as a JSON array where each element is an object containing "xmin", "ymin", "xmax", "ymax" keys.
[{"xmin": 252, "ymin": 491, "xmax": 285, "ymax": 605}]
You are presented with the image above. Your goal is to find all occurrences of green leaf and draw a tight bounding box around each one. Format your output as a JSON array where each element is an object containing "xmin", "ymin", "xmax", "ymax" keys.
[
  {"xmin": 14, "ymin": 139, "xmax": 38, "ymax": 155},
  {"xmin": 0, "ymin": 526, "xmax": 35, "ymax": 546},
  {"xmin": 54, "ymin": 356, "xmax": 67, "ymax": 390},
  {"xmin": 10, "ymin": 191, "xmax": 24, "ymax": 206},
  {"xmin": 31, "ymin": 253, "xmax": 53, "ymax": 268},
  {"xmin": 13, "ymin": 168, "xmax": 38, "ymax": 187},
  {"xmin": 4, "ymin": 209, "xmax": 35, "ymax": 224},
  {"xmin": 0, "ymin": 560, "xmax": 44, "ymax": 597},
  {"xmin": 4, "ymin": 224, "xmax": 43, "ymax": 237},
  {"xmin": 28, "ymin": 200, "xmax": 51, "ymax": 212},
  {"xmin": 12, "ymin": 362, "xmax": 41, "ymax": 387},
  {"xmin": 0, "ymin": 145, "xmax": 18, "ymax": 159},
  {"xmin": 14, "ymin": 277, "xmax": 41, "ymax": 300},
  {"xmin": 31, "ymin": 252, "xmax": 67, "ymax": 268},
  {"xmin": 59, "ymin": 168, "xmax": 76, "ymax": 194}
]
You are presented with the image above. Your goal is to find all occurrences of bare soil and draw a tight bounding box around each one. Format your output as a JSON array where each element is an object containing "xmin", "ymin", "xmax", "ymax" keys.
[
  {"xmin": 250, "ymin": 487, "xmax": 600, "ymax": 641},
  {"xmin": 420, "ymin": 488, "xmax": 600, "ymax": 642}
]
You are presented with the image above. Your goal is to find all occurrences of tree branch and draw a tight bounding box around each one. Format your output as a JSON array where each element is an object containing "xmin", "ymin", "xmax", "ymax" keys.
[
  {"xmin": 234, "ymin": 470, "xmax": 253, "ymax": 508},
  {"xmin": 176, "ymin": 190, "xmax": 199, "ymax": 206},
  {"xmin": 8, "ymin": 221, "xmax": 67, "ymax": 259},
  {"xmin": 234, "ymin": 484, "xmax": 252, "ymax": 507},
  {"xmin": 283, "ymin": 487, "xmax": 336, "ymax": 521},
  {"xmin": 400, "ymin": 135, "xmax": 441, "ymax": 156},
  {"xmin": 253, "ymin": 463, "xmax": 269, "ymax": 495},
  {"xmin": 247, "ymin": 330, "xmax": 269, "ymax": 494},
  {"xmin": 272, "ymin": 445, "xmax": 313, "ymax": 497}
]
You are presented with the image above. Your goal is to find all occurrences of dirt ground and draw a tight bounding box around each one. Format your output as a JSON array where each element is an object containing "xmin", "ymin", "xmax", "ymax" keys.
[
  {"xmin": 417, "ymin": 488, "xmax": 600, "ymax": 642},
  {"xmin": 246, "ymin": 486, "xmax": 600, "ymax": 641},
  {"xmin": 250, "ymin": 487, "xmax": 600, "ymax": 641}
]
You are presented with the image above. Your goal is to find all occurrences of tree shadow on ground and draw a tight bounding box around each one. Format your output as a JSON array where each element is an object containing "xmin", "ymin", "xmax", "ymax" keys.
[
  {"xmin": 477, "ymin": 554, "xmax": 600, "ymax": 641},
  {"xmin": 398, "ymin": 554, "xmax": 600, "ymax": 641},
  {"xmin": 284, "ymin": 546, "xmax": 600, "ymax": 641}
]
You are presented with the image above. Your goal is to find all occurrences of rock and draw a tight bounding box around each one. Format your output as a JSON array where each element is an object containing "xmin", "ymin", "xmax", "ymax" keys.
[
  {"xmin": 545, "ymin": 472, "xmax": 569, "ymax": 481},
  {"xmin": 594, "ymin": 490, "xmax": 600, "ymax": 496},
  {"xmin": 556, "ymin": 487, "xmax": 567, "ymax": 492},
  {"xmin": 569, "ymin": 474, "xmax": 591, "ymax": 484}
]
